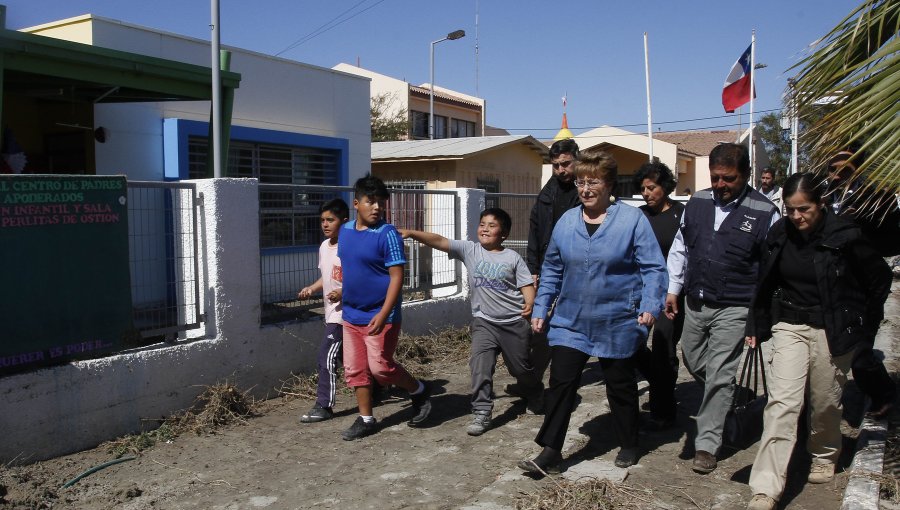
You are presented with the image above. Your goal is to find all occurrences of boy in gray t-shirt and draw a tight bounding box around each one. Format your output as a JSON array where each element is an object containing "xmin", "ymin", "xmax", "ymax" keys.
[{"xmin": 401, "ymin": 208, "xmax": 543, "ymax": 436}]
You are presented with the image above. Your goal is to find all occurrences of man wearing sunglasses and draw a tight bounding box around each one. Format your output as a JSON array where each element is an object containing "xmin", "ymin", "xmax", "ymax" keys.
[{"xmin": 511, "ymin": 138, "xmax": 580, "ymax": 400}]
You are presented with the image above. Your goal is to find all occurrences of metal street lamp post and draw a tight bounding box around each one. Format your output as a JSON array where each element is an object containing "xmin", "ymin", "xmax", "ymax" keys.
[{"xmin": 430, "ymin": 29, "xmax": 465, "ymax": 140}]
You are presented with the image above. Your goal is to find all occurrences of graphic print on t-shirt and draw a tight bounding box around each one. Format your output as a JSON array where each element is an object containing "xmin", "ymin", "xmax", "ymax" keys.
[
  {"xmin": 331, "ymin": 265, "xmax": 343, "ymax": 283},
  {"xmin": 472, "ymin": 260, "xmax": 512, "ymax": 291}
]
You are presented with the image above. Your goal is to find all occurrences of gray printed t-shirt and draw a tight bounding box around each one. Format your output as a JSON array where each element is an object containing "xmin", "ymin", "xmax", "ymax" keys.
[{"xmin": 449, "ymin": 240, "xmax": 533, "ymax": 323}]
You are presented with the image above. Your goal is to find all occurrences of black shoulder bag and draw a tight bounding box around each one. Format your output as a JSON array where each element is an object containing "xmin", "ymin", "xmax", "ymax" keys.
[{"xmin": 724, "ymin": 345, "xmax": 768, "ymax": 449}]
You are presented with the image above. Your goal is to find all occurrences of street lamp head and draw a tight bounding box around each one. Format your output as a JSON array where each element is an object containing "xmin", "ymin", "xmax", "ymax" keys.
[
  {"xmin": 447, "ymin": 30, "xmax": 466, "ymax": 40},
  {"xmin": 754, "ymin": 63, "xmax": 767, "ymax": 69}
]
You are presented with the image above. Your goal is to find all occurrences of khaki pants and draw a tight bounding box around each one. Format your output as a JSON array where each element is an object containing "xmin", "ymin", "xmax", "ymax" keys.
[{"xmin": 748, "ymin": 322, "xmax": 853, "ymax": 500}]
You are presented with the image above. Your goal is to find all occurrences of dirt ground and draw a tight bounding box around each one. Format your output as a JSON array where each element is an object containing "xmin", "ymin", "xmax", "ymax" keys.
[{"xmin": 1, "ymin": 321, "xmax": 894, "ymax": 510}]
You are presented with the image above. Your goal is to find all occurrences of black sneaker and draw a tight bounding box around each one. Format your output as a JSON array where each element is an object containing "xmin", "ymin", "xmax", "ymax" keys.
[
  {"xmin": 407, "ymin": 381, "xmax": 432, "ymax": 427},
  {"xmin": 504, "ymin": 383, "xmax": 526, "ymax": 399},
  {"xmin": 614, "ymin": 447, "xmax": 639, "ymax": 468},
  {"xmin": 517, "ymin": 447, "xmax": 562, "ymax": 476},
  {"xmin": 341, "ymin": 416, "xmax": 377, "ymax": 441},
  {"xmin": 299, "ymin": 405, "xmax": 333, "ymax": 424},
  {"xmin": 525, "ymin": 392, "xmax": 545, "ymax": 415}
]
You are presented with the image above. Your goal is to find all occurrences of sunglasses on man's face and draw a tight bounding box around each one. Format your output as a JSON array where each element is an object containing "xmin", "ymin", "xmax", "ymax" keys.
[{"xmin": 552, "ymin": 160, "xmax": 573, "ymax": 170}]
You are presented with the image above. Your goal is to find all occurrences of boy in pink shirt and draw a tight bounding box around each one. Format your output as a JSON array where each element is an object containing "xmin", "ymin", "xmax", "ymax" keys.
[{"xmin": 298, "ymin": 199, "xmax": 349, "ymax": 423}]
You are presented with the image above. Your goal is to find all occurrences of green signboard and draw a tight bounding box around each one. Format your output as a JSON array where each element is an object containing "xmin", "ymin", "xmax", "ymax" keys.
[{"xmin": 0, "ymin": 175, "xmax": 134, "ymax": 375}]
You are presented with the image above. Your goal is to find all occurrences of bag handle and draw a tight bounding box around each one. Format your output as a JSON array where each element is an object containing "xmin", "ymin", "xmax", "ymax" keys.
[
  {"xmin": 734, "ymin": 345, "xmax": 769, "ymax": 408},
  {"xmin": 734, "ymin": 346, "xmax": 756, "ymax": 407},
  {"xmin": 755, "ymin": 344, "xmax": 768, "ymax": 397}
]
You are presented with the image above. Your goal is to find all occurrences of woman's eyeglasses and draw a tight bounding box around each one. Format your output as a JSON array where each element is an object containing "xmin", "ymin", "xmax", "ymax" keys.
[{"xmin": 574, "ymin": 179, "xmax": 604, "ymax": 190}]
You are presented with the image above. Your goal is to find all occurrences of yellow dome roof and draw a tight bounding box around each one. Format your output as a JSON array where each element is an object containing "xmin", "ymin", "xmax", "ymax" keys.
[{"xmin": 553, "ymin": 113, "xmax": 573, "ymax": 141}]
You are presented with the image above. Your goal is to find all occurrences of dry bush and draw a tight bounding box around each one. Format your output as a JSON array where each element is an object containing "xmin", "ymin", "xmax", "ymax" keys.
[
  {"xmin": 394, "ymin": 327, "xmax": 471, "ymax": 375},
  {"xmin": 275, "ymin": 372, "xmax": 321, "ymax": 403},
  {"xmin": 105, "ymin": 423, "xmax": 175, "ymax": 458},
  {"xmin": 872, "ymin": 472, "xmax": 900, "ymax": 503},
  {"xmin": 103, "ymin": 381, "xmax": 258, "ymax": 458},
  {"xmin": 515, "ymin": 478, "xmax": 653, "ymax": 510},
  {"xmin": 175, "ymin": 383, "xmax": 258, "ymax": 435}
]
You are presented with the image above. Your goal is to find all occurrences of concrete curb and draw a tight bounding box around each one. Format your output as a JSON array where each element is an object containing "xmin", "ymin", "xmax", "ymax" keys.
[
  {"xmin": 842, "ymin": 414, "xmax": 887, "ymax": 510},
  {"xmin": 841, "ymin": 277, "xmax": 900, "ymax": 509}
]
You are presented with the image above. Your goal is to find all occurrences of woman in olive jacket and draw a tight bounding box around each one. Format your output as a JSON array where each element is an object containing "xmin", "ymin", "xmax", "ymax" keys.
[{"xmin": 743, "ymin": 172, "xmax": 891, "ymax": 510}]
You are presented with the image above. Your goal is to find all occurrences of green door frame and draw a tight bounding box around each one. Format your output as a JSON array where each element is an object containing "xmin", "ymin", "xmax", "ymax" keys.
[{"xmin": 0, "ymin": 7, "xmax": 241, "ymax": 174}]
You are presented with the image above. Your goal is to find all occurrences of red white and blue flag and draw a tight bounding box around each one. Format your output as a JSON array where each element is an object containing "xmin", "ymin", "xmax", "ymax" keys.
[{"xmin": 722, "ymin": 44, "xmax": 754, "ymax": 113}]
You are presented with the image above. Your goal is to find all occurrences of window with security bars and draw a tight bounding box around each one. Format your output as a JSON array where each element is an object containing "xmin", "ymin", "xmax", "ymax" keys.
[
  {"xmin": 188, "ymin": 138, "xmax": 340, "ymax": 247},
  {"xmin": 385, "ymin": 181, "xmax": 425, "ymax": 230}
]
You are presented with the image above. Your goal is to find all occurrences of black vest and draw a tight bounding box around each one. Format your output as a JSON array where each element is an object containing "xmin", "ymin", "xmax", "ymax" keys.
[{"xmin": 682, "ymin": 187, "xmax": 778, "ymax": 306}]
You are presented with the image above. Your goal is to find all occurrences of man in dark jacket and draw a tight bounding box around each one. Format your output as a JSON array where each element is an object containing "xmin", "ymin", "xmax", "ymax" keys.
[
  {"xmin": 665, "ymin": 143, "xmax": 780, "ymax": 474},
  {"xmin": 518, "ymin": 138, "xmax": 580, "ymax": 390},
  {"xmin": 825, "ymin": 149, "xmax": 898, "ymax": 417}
]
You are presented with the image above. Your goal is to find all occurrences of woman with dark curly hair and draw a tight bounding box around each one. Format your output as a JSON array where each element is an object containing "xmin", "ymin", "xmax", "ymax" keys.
[{"xmin": 631, "ymin": 161, "xmax": 685, "ymax": 429}]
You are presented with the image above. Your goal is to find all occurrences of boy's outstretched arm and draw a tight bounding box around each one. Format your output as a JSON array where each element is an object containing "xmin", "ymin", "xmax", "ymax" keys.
[
  {"xmin": 520, "ymin": 284, "xmax": 535, "ymax": 317},
  {"xmin": 368, "ymin": 264, "xmax": 405, "ymax": 335},
  {"xmin": 399, "ymin": 229, "xmax": 450, "ymax": 253}
]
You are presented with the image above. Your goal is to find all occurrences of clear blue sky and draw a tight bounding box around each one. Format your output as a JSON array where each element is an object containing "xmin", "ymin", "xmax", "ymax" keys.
[{"xmin": 9, "ymin": 1, "xmax": 858, "ymax": 137}]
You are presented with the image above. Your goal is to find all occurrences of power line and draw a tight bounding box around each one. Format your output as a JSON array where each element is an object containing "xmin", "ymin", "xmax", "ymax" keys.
[
  {"xmin": 537, "ymin": 121, "xmax": 774, "ymax": 141},
  {"xmin": 504, "ymin": 107, "xmax": 782, "ymax": 132},
  {"xmin": 275, "ymin": 0, "xmax": 388, "ymax": 57}
]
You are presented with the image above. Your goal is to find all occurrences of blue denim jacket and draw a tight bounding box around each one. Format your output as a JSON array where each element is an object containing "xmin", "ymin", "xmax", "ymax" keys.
[{"xmin": 533, "ymin": 202, "xmax": 668, "ymax": 358}]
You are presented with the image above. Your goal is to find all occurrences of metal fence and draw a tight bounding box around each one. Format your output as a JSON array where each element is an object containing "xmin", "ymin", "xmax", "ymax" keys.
[
  {"xmin": 259, "ymin": 184, "xmax": 461, "ymax": 324},
  {"xmin": 484, "ymin": 192, "xmax": 537, "ymax": 260},
  {"xmin": 127, "ymin": 181, "xmax": 203, "ymax": 339}
]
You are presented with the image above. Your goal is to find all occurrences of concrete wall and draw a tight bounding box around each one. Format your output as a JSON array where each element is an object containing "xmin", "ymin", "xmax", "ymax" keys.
[
  {"xmin": 575, "ymin": 126, "xmax": 679, "ymax": 173},
  {"xmin": 373, "ymin": 145, "xmax": 542, "ymax": 194},
  {"xmin": 0, "ymin": 180, "xmax": 481, "ymax": 464},
  {"xmin": 455, "ymin": 146, "xmax": 542, "ymax": 194},
  {"xmin": 373, "ymin": 160, "xmax": 459, "ymax": 188},
  {"xmin": 694, "ymin": 155, "xmax": 712, "ymax": 191},
  {"xmin": 332, "ymin": 63, "xmax": 409, "ymax": 121}
]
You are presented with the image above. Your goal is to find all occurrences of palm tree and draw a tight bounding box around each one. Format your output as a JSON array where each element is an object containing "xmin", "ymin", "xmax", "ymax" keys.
[{"xmin": 789, "ymin": 0, "xmax": 898, "ymax": 214}]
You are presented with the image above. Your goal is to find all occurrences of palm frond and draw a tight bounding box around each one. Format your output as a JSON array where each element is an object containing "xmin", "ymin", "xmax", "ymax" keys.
[{"xmin": 788, "ymin": 0, "xmax": 899, "ymax": 213}]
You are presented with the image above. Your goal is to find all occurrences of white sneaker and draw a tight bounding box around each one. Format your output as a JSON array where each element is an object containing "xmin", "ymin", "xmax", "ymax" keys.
[
  {"xmin": 747, "ymin": 494, "xmax": 776, "ymax": 510},
  {"xmin": 808, "ymin": 462, "xmax": 835, "ymax": 484}
]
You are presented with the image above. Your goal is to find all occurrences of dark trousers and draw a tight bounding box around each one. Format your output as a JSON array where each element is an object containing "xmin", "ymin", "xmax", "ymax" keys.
[
  {"xmin": 536, "ymin": 345, "xmax": 639, "ymax": 451},
  {"xmin": 470, "ymin": 318, "xmax": 543, "ymax": 412},
  {"xmin": 530, "ymin": 329, "xmax": 551, "ymax": 382},
  {"xmin": 852, "ymin": 339, "xmax": 897, "ymax": 408},
  {"xmin": 315, "ymin": 323, "xmax": 343, "ymax": 409},
  {"xmin": 634, "ymin": 293, "xmax": 685, "ymax": 420}
]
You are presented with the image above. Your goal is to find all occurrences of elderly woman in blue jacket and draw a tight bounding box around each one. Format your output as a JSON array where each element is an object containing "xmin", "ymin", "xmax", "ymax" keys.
[{"xmin": 518, "ymin": 148, "xmax": 668, "ymax": 473}]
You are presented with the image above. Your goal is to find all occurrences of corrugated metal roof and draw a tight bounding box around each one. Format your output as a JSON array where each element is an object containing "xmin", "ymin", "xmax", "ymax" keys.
[
  {"xmin": 409, "ymin": 85, "xmax": 482, "ymax": 109},
  {"xmin": 655, "ymin": 130, "xmax": 740, "ymax": 156},
  {"xmin": 372, "ymin": 135, "xmax": 549, "ymax": 161}
]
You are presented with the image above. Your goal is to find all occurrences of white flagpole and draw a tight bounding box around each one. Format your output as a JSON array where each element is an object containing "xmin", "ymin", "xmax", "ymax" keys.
[
  {"xmin": 644, "ymin": 32, "xmax": 654, "ymax": 162},
  {"xmin": 749, "ymin": 30, "xmax": 756, "ymax": 185}
]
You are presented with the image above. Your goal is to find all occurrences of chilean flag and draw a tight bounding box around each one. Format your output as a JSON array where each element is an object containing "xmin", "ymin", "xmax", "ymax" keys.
[{"xmin": 722, "ymin": 44, "xmax": 754, "ymax": 113}]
